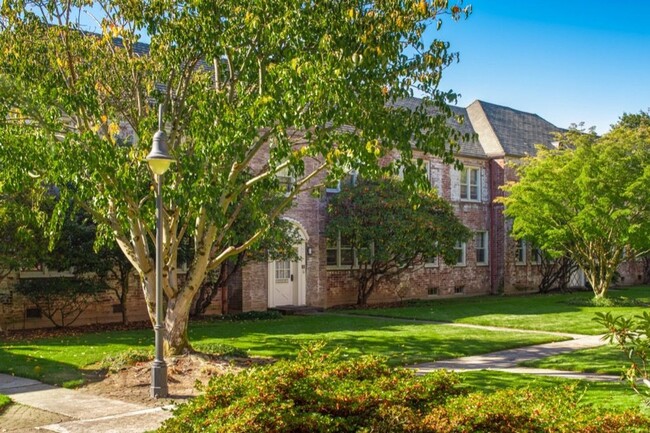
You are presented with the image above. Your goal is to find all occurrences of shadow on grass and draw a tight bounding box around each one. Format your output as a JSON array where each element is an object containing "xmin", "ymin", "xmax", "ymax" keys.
[
  {"xmin": 0, "ymin": 328, "xmax": 155, "ymax": 388},
  {"xmin": 458, "ymin": 369, "xmax": 648, "ymax": 414},
  {"xmin": 337, "ymin": 286, "xmax": 650, "ymax": 334},
  {"xmin": 0, "ymin": 312, "xmax": 565, "ymax": 386},
  {"xmin": 188, "ymin": 314, "xmax": 565, "ymax": 366},
  {"xmin": 0, "ymin": 345, "xmax": 107, "ymax": 389}
]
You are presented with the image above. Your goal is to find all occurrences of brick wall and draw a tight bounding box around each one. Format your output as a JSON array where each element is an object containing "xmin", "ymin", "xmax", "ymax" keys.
[{"xmin": 0, "ymin": 272, "xmax": 151, "ymax": 330}]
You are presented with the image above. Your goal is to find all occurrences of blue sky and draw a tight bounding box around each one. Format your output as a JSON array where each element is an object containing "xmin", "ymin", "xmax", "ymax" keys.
[{"xmin": 433, "ymin": 1, "xmax": 650, "ymax": 133}]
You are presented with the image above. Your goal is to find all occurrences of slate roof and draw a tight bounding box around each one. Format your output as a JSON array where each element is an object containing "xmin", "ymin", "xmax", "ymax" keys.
[
  {"xmin": 466, "ymin": 100, "xmax": 565, "ymax": 157},
  {"xmin": 391, "ymin": 97, "xmax": 484, "ymax": 158}
]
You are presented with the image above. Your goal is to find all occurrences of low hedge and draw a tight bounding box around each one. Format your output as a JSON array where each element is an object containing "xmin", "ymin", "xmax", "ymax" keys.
[{"xmin": 158, "ymin": 346, "xmax": 650, "ymax": 433}]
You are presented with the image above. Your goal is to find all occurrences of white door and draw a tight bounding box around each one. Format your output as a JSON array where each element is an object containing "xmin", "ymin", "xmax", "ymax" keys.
[{"xmin": 268, "ymin": 242, "xmax": 306, "ymax": 308}]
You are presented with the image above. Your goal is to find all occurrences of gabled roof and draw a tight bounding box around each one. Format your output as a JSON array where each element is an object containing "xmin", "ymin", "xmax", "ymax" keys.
[
  {"xmin": 466, "ymin": 100, "xmax": 565, "ymax": 157},
  {"xmin": 391, "ymin": 97, "xmax": 485, "ymax": 158}
]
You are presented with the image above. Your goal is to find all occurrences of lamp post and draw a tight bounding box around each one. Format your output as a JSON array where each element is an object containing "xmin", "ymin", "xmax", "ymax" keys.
[{"xmin": 146, "ymin": 104, "xmax": 175, "ymax": 398}]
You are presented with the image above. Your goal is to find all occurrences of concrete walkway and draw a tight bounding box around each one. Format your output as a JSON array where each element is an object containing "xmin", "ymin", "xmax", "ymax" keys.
[
  {"xmin": 412, "ymin": 334, "xmax": 621, "ymax": 381},
  {"xmin": 0, "ymin": 374, "xmax": 173, "ymax": 433},
  {"xmin": 333, "ymin": 312, "xmax": 621, "ymax": 382}
]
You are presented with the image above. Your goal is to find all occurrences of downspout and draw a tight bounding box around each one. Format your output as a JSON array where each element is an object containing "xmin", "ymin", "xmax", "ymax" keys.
[{"xmin": 488, "ymin": 159, "xmax": 498, "ymax": 295}]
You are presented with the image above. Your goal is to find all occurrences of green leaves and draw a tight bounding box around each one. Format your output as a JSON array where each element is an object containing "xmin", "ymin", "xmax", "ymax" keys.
[
  {"xmin": 328, "ymin": 177, "xmax": 470, "ymax": 304},
  {"xmin": 501, "ymin": 120, "xmax": 650, "ymax": 298},
  {"xmin": 0, "ymin": 0, "xmax": 472, "ymax": 351}
]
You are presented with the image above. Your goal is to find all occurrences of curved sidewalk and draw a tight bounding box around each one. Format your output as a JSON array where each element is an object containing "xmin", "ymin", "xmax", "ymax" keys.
[
  {"xmin": 413, "ymin": 333, "xmax": 621, "ymax": 382},
  {"xmin": 0, "ymin": 374, "xmax": 173, "ymax": 433}
]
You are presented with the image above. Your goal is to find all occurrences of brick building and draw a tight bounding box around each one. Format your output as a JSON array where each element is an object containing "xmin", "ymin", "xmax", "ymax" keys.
[
  {"xmin": 2, "ymin": 98, "xmax": 646, "ymax": 329},
  {"xmin": 243, "ymin": 98, "xmax": 573, "ymax": 310}
]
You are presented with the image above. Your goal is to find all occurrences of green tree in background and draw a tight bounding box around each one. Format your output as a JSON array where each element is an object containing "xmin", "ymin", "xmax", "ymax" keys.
[
  {"xmin": 0, "ymin": 0, "xmax": 471, "ymax": 353},
  {"xmin": 500, "ymin": 113, "xmax": 650, "ymax": 298},
  {"xmin": 328, "ymin": 178, "xmax": 470, "ymax": 305}
]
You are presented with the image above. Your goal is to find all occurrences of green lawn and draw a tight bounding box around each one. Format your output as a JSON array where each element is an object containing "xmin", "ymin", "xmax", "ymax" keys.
[
  {"xmin": 0, "ymin": 394, "xmax": 10, "ymax": 414},
  {"xmin": 0, "ymin": 314, "xmax": 565, "ymax": 387},
  {"xmin": 520, "ymin": 345, "xmax": 630, "ymax": 375},
  {"xmin": 459, "ymin": 370, "xmax": 648, "ymax": 414},
  {"xmin": 342, "ymin": 286, "xmax": 650, "ymax": 335}
]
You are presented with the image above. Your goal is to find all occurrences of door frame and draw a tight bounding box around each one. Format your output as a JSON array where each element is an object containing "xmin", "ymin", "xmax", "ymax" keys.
[{"xmin": 267, "ymin": 218, "xmax": 308, "ymax": 308}]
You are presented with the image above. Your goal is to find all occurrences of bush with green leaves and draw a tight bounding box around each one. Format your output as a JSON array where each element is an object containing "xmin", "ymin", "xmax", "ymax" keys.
[
  {"xmin": 99, "ymin": 349, "xmax": 153, "ymax": 373},
  {"xmin": 192, "ymin": 343, "xmax": 248, "ymax": 358},
  {"xmin": 16, "ymin": 277, "xmax": 107, "ymax": 327},
  {"xmin": 595, "ymin": 311, "xmax": 650, "ymax": 395},
  {"xmin": 158, "ymin": 345, "xmax": 649, "ymax": 433},
  {"xmin": 425, "ymin": 387, "xmax": 649, "ymax": 433}
]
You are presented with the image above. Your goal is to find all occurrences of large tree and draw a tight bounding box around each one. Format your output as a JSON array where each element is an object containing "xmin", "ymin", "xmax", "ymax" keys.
[
  {"xmin": 500, "ymin": 114, "xmax": 650, "ymax": 298},
  {"xmin": 328, "ymin": 178, "xmax": 470, "ymax": 305},
  {"xmin": 0, "ymin": 0, "xmax": 472, "ymax": 353}
]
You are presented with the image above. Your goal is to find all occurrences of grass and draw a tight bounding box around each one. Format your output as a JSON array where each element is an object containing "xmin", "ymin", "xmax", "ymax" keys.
[
  {"xmin": 520, "ymin": 345, "xmax": 630, "ymax": 375},
  {"xmin": 459, "ymin": 370, "xmax": 649, "ymax": 414},
  {"xmin": 0, "ymin": 314, "xmax": 565, "ymax": 387},
  {"xmin": 3, "ymin": 286, "xmax": 649, "ymax": 414},
  {"xmin": 342, "ymin": 286, "xmax": 650, "ymax": 335},
  {"xmin": 0, "ymin": 394, "xmax": 11, "ymax": 414}
]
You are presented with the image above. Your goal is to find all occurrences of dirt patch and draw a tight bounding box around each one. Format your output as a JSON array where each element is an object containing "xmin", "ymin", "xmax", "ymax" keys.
[
  {"xmin": 0, "ymin": 403, "xmax": 72, "ymax": 432},
  {"xmin": 79, "ymin": 353, "xmax": 273, "ymax": 407}
]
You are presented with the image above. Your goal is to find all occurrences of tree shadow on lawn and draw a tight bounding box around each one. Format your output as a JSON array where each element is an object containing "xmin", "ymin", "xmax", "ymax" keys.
[
  {"xmin": 188, "ymin": 314, "xmax": 565, "ymax": 366},
  {"xmin": 0, "ymin": 345, "xmax": 110, "ymax": 389},
  {"xmin": 342, "ymin": 286, "xmax": 650, "ymax": 327},
  {"xmin": 0, "ymin": 329, "xmax": 155, "ymax": 388}
]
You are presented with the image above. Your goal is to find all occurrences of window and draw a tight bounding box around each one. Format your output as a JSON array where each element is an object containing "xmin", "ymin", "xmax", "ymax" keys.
[
  {"xmin": 454, "ymin": 241, "xmax": 466, "ymax": 266},
  {"xmin": 454, "ymin": 285, "xmax": 465, "ymax": 294},
  {"xmin": 515, "ymin": 239, "xmax": 526, "ymax": 265},
  {"xmin": 427, "ymin": 287, "xmax": 439, "ymax": 296},
  {"xmin": 25, "ymin": 307, "xmax": 42, "ymax": 319},
  {"xmin": 398, "ymin": 159, "xmax": 430, "ymax": 183},
  {"xmin": 531, "ymin": 245, "xmax": 543, "ymax": 265},
  {"xmin": 429, "ymin": 162, "xmax": 440, "ymax": 192},
  {"xmin": 475, "ymin": 231, "xmax": 488, "ymax": 265},
  {"xmin": 460, "ymin": 167, "xmax": 480, "ymax": 201},
  {"xmin": 277, "ymin": 166, "xmax": 295, "ymax": 196},
  {"xmin": 424, "ymin": 255, "xmax": 438, "ymax": 267},
  {"xmin": 326, "ymin": 170, "xmax": 358, "ymax": 193},
  {"xmin": 327, "ymin": 232, "xmax": 355, "ymax": 268},
  {"xmin": 275, "ymin": 260, "xmax": 291, "ymax": 282}
]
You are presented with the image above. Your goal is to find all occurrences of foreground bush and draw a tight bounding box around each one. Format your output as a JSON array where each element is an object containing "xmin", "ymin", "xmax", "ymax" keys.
[{"xmin": 158, "ymin": 346, "xmax": 650, "ymax": 433}]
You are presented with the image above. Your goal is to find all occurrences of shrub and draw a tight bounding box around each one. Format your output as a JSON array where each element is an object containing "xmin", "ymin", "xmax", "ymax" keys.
[
  {"xmin": 99, "ymin": 349, "xmax": 152, "ymax": 373},
  {"xmin": 193, "ymin": 343, "xmax": 248, "ymax": 358},
  {"xmin": 202, "ymin": 310, "xmax": 283, "ymax": 322},
  {"xmin": 16, "ymin": 277, "xmax": 106, "ymax": 327},
  {"xmin": 567, "ymin": 296, "xmax": 649, "ymax": 307},
  {"xmin": 157, "ymin": 345, "xmax": 650, "ymax": 433},
  {"xmin": 158, "ymin": 344, "xmax": 462, "ymax": 433},
  {"xmin": 425, "ymin": 386, "xmax": 650, "ymax": 433},
  {"xmin": 594, "ymin": 311, "xmax": 650, "ymax": 396}
]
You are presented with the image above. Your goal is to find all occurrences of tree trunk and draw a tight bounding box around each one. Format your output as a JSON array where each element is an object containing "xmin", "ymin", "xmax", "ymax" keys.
[
  {"xmin": 163, "ymin": 288, "xmax": 196, "ymax": 355},
  {"xmin": 119, "ymin": 271, "xmax": 130, "ymax": 325},
  {"xmin": 357, "ymin": 276, "xmax": 370, "ymax": 306}
]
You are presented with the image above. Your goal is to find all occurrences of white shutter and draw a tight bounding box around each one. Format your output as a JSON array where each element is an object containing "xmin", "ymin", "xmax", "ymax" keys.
[{"xmin": 450, "ymin": 166, "xmax": 461, "ymax": 201}]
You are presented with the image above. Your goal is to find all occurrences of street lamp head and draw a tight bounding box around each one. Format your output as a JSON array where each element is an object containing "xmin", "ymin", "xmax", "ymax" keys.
[
  {"xmin": 147, "ymin": 130, "xmax": 174, "ymax": 175},
  {"xmin": 146, "ymin": 105, "xmax": 175, "ymax": 175}
]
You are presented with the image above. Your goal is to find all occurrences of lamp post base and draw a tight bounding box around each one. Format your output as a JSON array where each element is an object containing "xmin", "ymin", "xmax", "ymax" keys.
[{"xmin": 150, "ymin": 360, "xmax": 168, "ymax": 398}]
